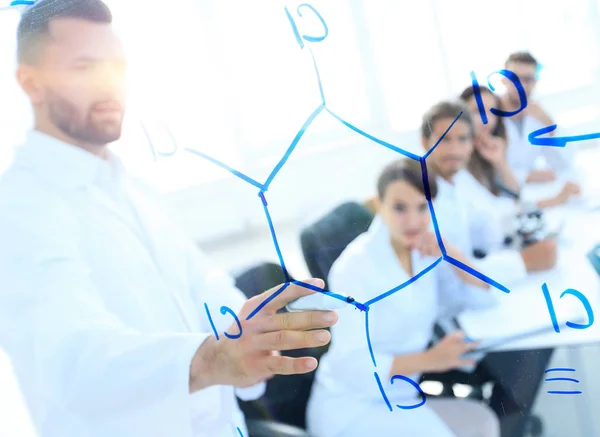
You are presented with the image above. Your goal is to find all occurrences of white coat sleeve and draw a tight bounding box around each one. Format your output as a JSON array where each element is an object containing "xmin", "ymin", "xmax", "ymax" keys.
[
  {"xmin": 0, "ymin": 211, "xmax": 209, "ymax": 436},
  {"xmin": 325, "ymin": 259, "xmax": 395, "ymax": 394},
  {"xmin": 184, "ymin": 241, "xmax": 265, "ymax": 401}
]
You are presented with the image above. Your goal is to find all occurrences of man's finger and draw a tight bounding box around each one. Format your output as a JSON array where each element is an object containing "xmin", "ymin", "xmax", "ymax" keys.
[
  {"xmin": 263, "ymin": 355, "xmax": 318, "ymax": 375},
  {"xmin": 261, "ymin": 279, "xmax": 325, "ymax": 313},
  {"xmin": 255, "ymin": 329, "xmax": 331, "ymax": 352},
  {"xmin": 264, "ymin": 310, "xmax": 338, "ymax": 333},
  {"xmin": 241, "ymin": 279, "xmax": 323, "ymax": 319},
  {"xmin": 444, "ymin": 330, "xmax": 465, "ymax": 341}
]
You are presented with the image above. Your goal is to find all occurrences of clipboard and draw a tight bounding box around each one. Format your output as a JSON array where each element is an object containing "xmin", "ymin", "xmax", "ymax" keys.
[{"xmin": 462, "ymin": 316, "xmax": 586, "ymax": 358}]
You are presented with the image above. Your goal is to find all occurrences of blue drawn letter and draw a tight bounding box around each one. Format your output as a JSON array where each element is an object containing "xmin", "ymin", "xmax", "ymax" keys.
[
  {"xmin": 285, "ymin": 3, "xmax": 328, "ymax": 49},
  {"xmin": 390, "ymin": 375, "xmax": 427, "ymax": 410},
  {"xmin": 221, "ymin": 305, "xmax": 243, "ymax": 339},
  {"xmin": 487, "ymin": 69, "xmax": 528, "ymax": 118},
  {"xmin": 203, "ymin": 303, "xmax": 243, "ymax": 340},
  {"xmin": 542, "ymin": 283, "xmax": 594, "ymax": 333}
]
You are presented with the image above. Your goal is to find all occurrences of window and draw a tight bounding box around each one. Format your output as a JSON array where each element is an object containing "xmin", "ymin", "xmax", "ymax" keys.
[{"xmin": 364, "ymin": 0, "xmax": 448, "ymax": 133}]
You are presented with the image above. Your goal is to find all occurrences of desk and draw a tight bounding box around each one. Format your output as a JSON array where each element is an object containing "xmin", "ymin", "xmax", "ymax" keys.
[{"xmin": 459, "ymin": 188, "xmax": 600, "ymax": 436}]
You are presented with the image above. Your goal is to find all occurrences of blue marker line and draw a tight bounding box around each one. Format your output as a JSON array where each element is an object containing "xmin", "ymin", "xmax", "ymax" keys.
[
  {"xmin": 140, "ymin": 121, "xmax": 157, "ymax": 162},
  {"xmin": 159, "ymin": 124, "xmax": 178, "ymax": 157},
  {"xmin": 258, "ymin": 191, "xmax": 289, "ymax": 282},
  {"xmin": 310, "ymin": 49, "xmax": 326, "ymax": 106},
  {"xmin": 423, "ymin": 111, "xmax": 463, "ymax": 160},
  {"xmin": 545, "ymin": 378, "xmax": 580, "ymax": 383},
  {"xmin": 545, "ymin": 368, "xmax": 576, "ymax": 373},
  {"xmin": 365, "ymin": 256, "xmax": 443, "ymax": 307},
  {"xmin": 246, "ymin": 282, "xmax": 290, "ymax": 321},
  {"xmin": 10, "ymin": 0, "xmax": 35, "ymax": 5},
  {"xmin": 487, "ymin": 69, "xmax": 527, "ymax": 118},
  {"xmin": 185, "ymin": 147, "xmax": 265, "ymax": 191},
  {"xmin": 374, "ymin": 372, "xmax": 393, "ymax": 412},
  {"xmin": 547, "ymin": 391, "xmax": 582, "ymax": 395},
  {"xmin": 221, "ymin": 306, "xmax": 243, "ymax": 339},
  {"xmin": 470, "ymin": 71, "xmax": 488, "ymax": 125},
  {"xmin": 420, "ymin": 158, "xmax": 446, "ymax": 256},
  {"xmin": 541, "ymin": 282, "xmax": 560, "ymax": 333},
  {"xmin": 285, "ymin": 6, "xmax": 304, "ymax": 49},
  {"xmin": 237, "ymin": 427, "xmax": 245, "ymax": 437},
  {"xmin": 293, "ymin": 280, "xmax": 367, "ymax": 311},
  {"xmin": 297, "ymin": 3, "xmax": 329, "ymax": 43},
  {"xmin": 203, "ymin": 303, "xmax": 220, "ymax": 341},
  {"xmin": 365, "ymin": 309, "xmax": 377, "ymax": 367},
  {"xmin": 561, "ymin": 288, "xmax": 595, "ymax": 330},
  {"xmin": 326, "ymin": 108, "xmax": 421, "ymax": 161},
  {"xmin": 443, "ymin": 255, "xmax": 510, "ymax": 293},
  {"xmin": 528, "ymin": 124, "xmax": 600, "ymax": 147},
  {"xmin": 390, "ymin": 375, "xmax": 427, "ymax": 409},
  {"xmin": 263, "ymin": 104, "xmax": 324, "ymax": 189}
]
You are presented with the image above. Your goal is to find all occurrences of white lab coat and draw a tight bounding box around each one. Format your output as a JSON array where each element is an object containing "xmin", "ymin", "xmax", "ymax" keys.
[
  {"xmin": 0, "ymin": 131, "xmax": 262, "ymax": 437},
  {"xmin": 433, "ymin": 170, "xmax": 527, "ymax": 286},
  {"xmin": 306, "ymin": 217, "xmax": 497, "ymax": 437},
  {"xmin": 505, "ymin": 115, "xmax": 575, "ymax": 185}
]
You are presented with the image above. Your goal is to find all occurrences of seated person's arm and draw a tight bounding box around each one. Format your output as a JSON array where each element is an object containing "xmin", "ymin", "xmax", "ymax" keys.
[
  {"xmin": 389, "ymin": 331, "xmax": 477, "ymax": 377},
  {"xmin": 536, "ymin": 181, "xmax": 581, "ymax": 209},
  {"xmin": 527, "ymin": 168, "xmax": 557, "ymax": 183}
]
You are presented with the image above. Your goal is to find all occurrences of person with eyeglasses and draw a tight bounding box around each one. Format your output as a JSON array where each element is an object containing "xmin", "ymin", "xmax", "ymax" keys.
[{"xmin": 500, "ymin": 51, "xmax": 579, "ymax": 187}]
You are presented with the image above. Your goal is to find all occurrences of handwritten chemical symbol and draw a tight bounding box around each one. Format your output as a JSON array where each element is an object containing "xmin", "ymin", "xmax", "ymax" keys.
[
  {"xmin": 542, "ymin": 283, "xmax": 595, "ymax": 333},
  {"xmin": 203, "ymin": 303, "xmax": 243, "ymax": 340},
  {"xmin": 545, "ymin": 368, "xmax": 582, "ymax": 395},
  {"xmin": 471, "ymin": 67, "xmax": 600, "ymax": 148}
]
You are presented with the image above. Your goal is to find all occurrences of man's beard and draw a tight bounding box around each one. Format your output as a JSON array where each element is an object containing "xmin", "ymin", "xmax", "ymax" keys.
[{"xmin": 46, "ymin": 89, "xmax": 124, "ymax": 146}]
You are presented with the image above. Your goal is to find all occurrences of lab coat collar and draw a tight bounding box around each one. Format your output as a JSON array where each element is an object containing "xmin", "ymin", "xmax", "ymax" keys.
[
  {"xmin": 435, "ymin": 169, "xmax": 471, "ymax": 198},
  {"xmin": 16, "ymin": 130, "xmax": 119, "ymax": 192}
]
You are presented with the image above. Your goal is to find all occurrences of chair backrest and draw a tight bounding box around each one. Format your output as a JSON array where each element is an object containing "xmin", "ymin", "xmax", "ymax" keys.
[
  {"xmin": 300, "ymin": 201, "xmax": 374, "ymax": 287},
  {"xmin": 233, "ymin": 262, "xmax": 330, "ymax": 430},
  {"xmin": 234, "ymin": 262, "xmax": 290, "ymax": 299}
]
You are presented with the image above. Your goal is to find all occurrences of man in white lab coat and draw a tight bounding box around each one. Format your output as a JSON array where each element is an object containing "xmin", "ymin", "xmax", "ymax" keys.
[
  {"xmin": 501, "ymin": 51, "xmax": 579, "ymax": 190},
  {"xmin": 421, "ymin": 100, "xmax": 558, "ymax": 284},
  {"xmin": 0, "ymin": 1, "xmax": 338, "ymax": 436},
  {"xmin": 420, "ymin": 100, "xmax": 554, "ymax": 437}
]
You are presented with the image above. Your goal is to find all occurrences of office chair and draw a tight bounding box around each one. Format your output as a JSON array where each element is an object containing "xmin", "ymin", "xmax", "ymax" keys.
[
  {"xmin": 300, "ymin": 201, "xmax": 375, "ymax": 287},
  {"xmin": 234, "ymin": 262, "xmax": 318, "ymax": 433}
]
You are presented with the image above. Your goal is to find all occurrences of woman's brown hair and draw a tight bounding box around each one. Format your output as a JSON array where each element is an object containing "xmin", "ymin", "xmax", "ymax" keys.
[
  {"xmin": 459, "ymin": 85, "xmax": 507, "ymax": 195},
  {"xmin": 377, "ymin": 159, "xmax": 438, "ymax": 200}
]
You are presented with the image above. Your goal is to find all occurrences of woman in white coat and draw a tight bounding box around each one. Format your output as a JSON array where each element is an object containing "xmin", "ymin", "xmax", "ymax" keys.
[
  {"xmin": 307, "ymin": 159, "xmax": 500, "ymax": 437},
  {"xmin": 459, "ymin": 85, "xmax": 580, "ymax": 210}
]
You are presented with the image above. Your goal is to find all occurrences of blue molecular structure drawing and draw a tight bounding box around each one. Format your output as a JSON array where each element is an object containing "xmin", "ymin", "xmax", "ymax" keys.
[
  {"xmin": 190, "ymin": 2, "xmax": 514, "ymax": 411},
  {"xmin": 7, "ymin": 0, "xmax": 594, "ymax": 413}
]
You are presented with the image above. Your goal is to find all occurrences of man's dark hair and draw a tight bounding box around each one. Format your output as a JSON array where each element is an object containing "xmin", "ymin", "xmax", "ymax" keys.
[
  {"xmin": 505, "ymin": 51, "xmax": 538, "ymax": 68},
  {"xmin": 420, "ymin": 100, "xmax": 475, "ymax": 140},
  {"xmin": 377, "ymin": 159, "xmax": 438, "ymax": 200},
  {"xmin": 17, "ymin": 0, "xmax": 112, "ymax": 64}
]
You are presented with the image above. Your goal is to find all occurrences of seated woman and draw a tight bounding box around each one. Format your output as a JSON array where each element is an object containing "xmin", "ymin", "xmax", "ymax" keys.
[
  {"xmin": 459, "ymin": 85, "xmax": 580, "ymax": 210},
  {"xmin": 307, "ymin": 159, "xmax": 500, "ymax": 437}
]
